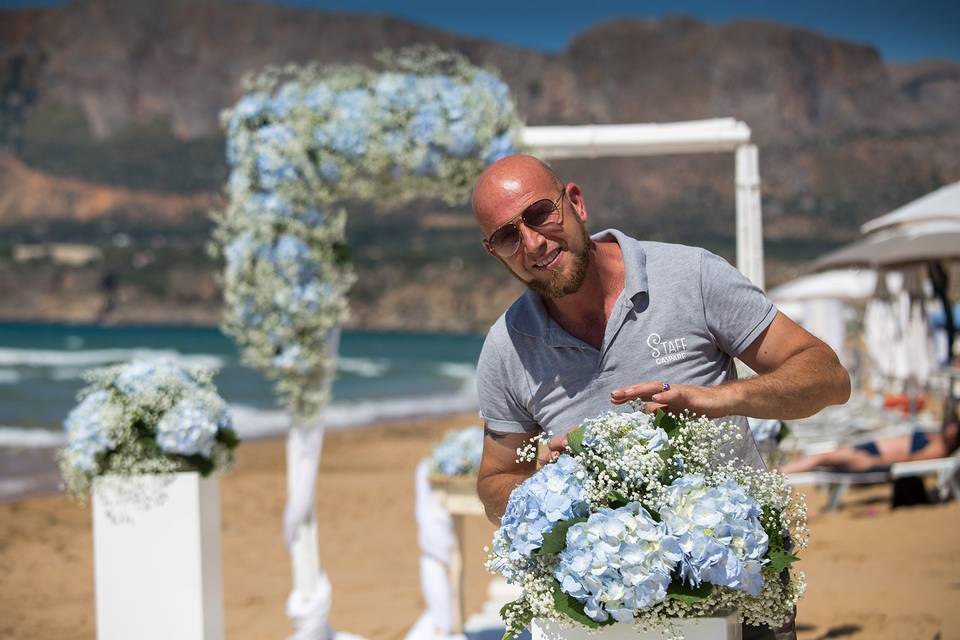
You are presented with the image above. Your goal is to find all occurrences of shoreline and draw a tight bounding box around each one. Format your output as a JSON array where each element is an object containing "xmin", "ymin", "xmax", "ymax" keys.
[{"xmin": 0, "ymin": 408, "xmax": 482, "ymax": 503}]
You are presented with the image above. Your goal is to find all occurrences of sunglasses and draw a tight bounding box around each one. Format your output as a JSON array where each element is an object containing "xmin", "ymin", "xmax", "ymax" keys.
[{"xmin": 483, "ymin": 187, "xmax": 567, "ymax": 258}]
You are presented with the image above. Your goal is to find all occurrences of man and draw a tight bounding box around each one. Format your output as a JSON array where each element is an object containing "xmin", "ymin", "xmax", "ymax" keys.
[{"xmin": 472, "ymin": 155, "xmax": 850, "ymax": 639}]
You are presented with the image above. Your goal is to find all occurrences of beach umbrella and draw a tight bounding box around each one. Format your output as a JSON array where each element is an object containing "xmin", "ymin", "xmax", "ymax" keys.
[
  {"xmin": 769, "ymin": 269, "xmax": 877, "ymax": 302},
  {"xmin": 770, "ymin": 269, "xmax": 876, "ymax": 364},
  {"xmin": 812, "ymin": 220, "xmax": 960, "ymax": 272},
  {"xmin": 860, "ymin": 180, "xmax": 960, "ymax": 234}
]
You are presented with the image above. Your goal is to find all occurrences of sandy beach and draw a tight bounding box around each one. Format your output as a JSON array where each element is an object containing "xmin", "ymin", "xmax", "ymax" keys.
[{"xmin": 1, "ymin": 412, "xmax": 958, "ymax": 640}]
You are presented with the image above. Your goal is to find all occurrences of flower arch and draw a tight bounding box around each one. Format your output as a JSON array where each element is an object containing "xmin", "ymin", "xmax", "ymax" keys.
[{"xmin": 211, "ymin": 47, "xmax": 522, "ymax": 639}]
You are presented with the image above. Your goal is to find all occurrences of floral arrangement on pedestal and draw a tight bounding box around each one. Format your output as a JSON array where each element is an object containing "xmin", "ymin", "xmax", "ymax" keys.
[
  {"xmin": 487, "ymin": 410, "xmax": 808, "ymax": 639},
  {"xmin": 429, "ymin": 426, "xmax": 484, "ymax": 477},
  {"xmin": 211, "ymin": 46, "xmax": 522, "ymax": 419},
  {"xmin": 58, "ymin": 359, "xmax": 239, "ymax": 497}
]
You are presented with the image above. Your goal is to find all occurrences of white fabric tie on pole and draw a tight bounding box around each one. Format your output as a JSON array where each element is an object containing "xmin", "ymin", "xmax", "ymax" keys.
[
  {"xmin": 283, "ymin": 329, "xmax": 364, "ymax": 640},
  {"xmin": 405, "ymin": 460, "xmax": 465, "ymax": 640}
]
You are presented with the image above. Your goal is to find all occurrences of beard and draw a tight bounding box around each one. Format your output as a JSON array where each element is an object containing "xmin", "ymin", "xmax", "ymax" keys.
[{"xmin": 523, "ymin": 221, "xmax": 593, "ymax": 299}]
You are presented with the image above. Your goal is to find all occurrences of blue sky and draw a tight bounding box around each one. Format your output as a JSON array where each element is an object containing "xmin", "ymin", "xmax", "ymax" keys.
[{"xmin": 3, "ymin": 0, "xmax": 958, "ymax": 62}]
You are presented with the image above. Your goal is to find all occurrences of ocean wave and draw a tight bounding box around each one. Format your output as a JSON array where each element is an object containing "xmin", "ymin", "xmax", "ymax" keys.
[
  {"xmin": 436, "ymin": 362, "xmax": 476, "ymax": 380},
  {"xmin": 336, "ymin": 356, "xmax": 390, "ymax": 378},
  {"xmin": 0, "ymin": 368, "xmax": 22, "ymax": 384},
  {"xmin": 0, "ymin": 347, "xmax": 225, "ymax": 370},
  {"xmin": 0, "ymin": 369, "xmax": 480, "ymax": 447},
  {"xmin": 0, "ymin": 427, "xmax": 66, "ymax": 448},
  {"xmin": 230, "ymin": 384, "xmax": 479, "ymax": 439}
]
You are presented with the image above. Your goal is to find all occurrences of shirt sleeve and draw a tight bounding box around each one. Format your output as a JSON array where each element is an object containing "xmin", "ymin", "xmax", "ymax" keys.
[
  {"xmin": 476, "ymin": 331, "xmax": 540, "ymax": 434},
  {"xmin": 699, "ymin": 249, "xmax": 777, "ymax": 356}
]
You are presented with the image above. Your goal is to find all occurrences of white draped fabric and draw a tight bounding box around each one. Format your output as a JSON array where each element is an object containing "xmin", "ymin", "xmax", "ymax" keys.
[
  {"xmin": 283, "ymin": 329, "xmax": 365, "ymax": 640},
  {"xmin": 405, "ymin": 460, "xmax": 466, "ymax": 640}
]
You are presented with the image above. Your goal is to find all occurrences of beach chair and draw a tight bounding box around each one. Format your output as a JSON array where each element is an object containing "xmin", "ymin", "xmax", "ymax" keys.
[{"xmin": 787, "ymin": 449, "xmax": 960, "ymax": 511}]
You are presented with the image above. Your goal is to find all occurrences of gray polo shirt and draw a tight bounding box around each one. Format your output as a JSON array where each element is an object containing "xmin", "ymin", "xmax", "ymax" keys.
[{"xmin": 476, "ymin": 228, "xmax": 776, "ymax": 469}]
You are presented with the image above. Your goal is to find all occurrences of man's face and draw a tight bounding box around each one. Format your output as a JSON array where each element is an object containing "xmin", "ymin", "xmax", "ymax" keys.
[{"xmin": 482, "ymin": 183, "xmax": 593, "ymax": 299}]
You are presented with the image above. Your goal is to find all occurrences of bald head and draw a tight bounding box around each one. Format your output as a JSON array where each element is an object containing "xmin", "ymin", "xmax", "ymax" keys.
[{"xmin": 471, "ymin": 154, "xmax": 563, "ymax": 235}]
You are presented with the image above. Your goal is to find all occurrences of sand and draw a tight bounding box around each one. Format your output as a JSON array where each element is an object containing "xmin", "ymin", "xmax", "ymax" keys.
[{"xmin": 1, "ymin": 413, "xmax": 958, "ymax": 640}]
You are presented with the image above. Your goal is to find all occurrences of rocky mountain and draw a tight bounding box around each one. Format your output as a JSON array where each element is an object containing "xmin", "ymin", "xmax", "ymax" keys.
[{"xmin": 1, "ymin": 0, "xmax": 958, "ymax": 330}]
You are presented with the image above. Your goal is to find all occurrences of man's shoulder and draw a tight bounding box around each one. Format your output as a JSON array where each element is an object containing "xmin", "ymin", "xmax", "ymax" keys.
[{"xmin": 634, "ymin": 239, "xmax": 709, "ymax": 261}]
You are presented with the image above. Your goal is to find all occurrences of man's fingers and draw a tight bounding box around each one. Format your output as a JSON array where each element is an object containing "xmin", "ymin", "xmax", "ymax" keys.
[
  {"xmin": 610, "ymin": 381, "xmax": 663, "ymax": 400},
  {"xmin": 547, "ymin": 434, "xmax": 567, "ymax": 452}
]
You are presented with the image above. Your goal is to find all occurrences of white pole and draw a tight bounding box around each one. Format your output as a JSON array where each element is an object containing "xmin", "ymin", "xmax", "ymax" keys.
[
  {"xmin": 523, "ymin": 119, "xmax": 750, "ymax": 159},
  {"xmin": 735, "ymin": 144, "xmax": 765, "ymax": 289}
]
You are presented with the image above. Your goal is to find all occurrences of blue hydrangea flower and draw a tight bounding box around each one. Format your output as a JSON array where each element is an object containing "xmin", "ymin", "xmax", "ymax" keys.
[
  {"xmin": 582, "ymin": 411, "xmax": 668, "ymax": 452},
  {"xmin": 155, "ymin": 390, "xmax": 230, "ymax": 457},
  {"xmin": 430, "ymin": 74, "xmax": 468, "ymax": 120},
  {"xmin": 318, "ymin": 158, "xmax": 341, "ymax": 182},
  {"xmin": 495, "ymin": 454, "xmax": 590, "ymax": 563},
  {"xmin": 63, "ymin": 390, "xmax": 120, "ymax": 472},
  {"xmin": 446, "ymin": 120, "xmax": 479, "ymax": 158},
  {"xmin": 304, "ymin": 82, "xmax": 335, "ymax": 111},
  {"xmin": 483, "ymin": 132, "xmax": 516, "ymax": 164},
  {"xmin": 471, "ymin": 70, "xmax": 511, "ymax": 104},
  {"xmin": 266, "ymin": 234, "xmax": 317, "ymax": 286},
  {"xmin": 374, "ymin": 72, "xmax": 420, "ymax": 111},
  {"xmin": 430, "ymin": 427, "xmax": 484, "ymax": 476},
  {"xmin": 272, "ymin": 344, "xmax": 310, "ymax": 373},
  {"xmin": 409, "ymin": 103, "xmax": 445, "ymax": 144},
  {"xmin": 267, "ymin": 81, "xmax": 303, "ymax": 119},
  {"xmin": 228, "ymin": 91, "xmax": 270, "ymax": 132},
  {"xmin": 660, "ymin": 475, "xmax": 769, "ymax": 596},
  {"xmin": 246, "ymin": 192, "xmax": 294, "ymax": 220},
  {"xmin": 555, "ymin": 503, "xmax": 681, "ymax": 623},
  {"xmin": 114, "ymin": 360, "xmax": 198, "ymax": 399},
  {"xmin": 413, "ymin": 146, "xmax": 442, "ymax": 177},
  {"xmin": 254, "ymin": 123, "xmax": 298, "ymax": 189},
  {"xmin": 224, "ymin": 231, "xmax": 258, "ymax": 278}
]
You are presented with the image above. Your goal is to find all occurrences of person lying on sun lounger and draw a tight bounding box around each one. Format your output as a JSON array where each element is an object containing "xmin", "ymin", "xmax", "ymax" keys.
[{"xmin": 780, "ymin": 400, "xmax": 959, "ymax": 474}]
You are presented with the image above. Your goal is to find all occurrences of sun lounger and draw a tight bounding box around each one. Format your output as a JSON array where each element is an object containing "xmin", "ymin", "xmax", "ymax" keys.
[{"xmin": 786, "ymin": 451, "xmax": 960, "ymax": 511}]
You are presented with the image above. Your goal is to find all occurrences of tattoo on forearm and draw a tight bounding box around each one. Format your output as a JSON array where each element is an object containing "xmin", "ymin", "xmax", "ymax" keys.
[{"xmin": 484, "ymin": 426, "xmax": 508, "ymax": 441}]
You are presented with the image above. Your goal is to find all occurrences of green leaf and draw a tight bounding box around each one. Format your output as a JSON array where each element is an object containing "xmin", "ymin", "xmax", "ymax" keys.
[
  {"xmin": 536, "ymin": 516, "xmax": 588, "ymax": 555},
  {"xmin": 498, "ymin": 598, "xmax": 532, "ymax": 640},
  {"xmin": 216, "ymin": 428, "xmax": 241, "ymax": 449},
  {"xmin": 551, "ymin": 579, "xmax": 613, "ymax": 628},
  {"xmin": 767, "ymin": 550, "xmax": 800, "ymax": 573},
  {"xmin": 183, "ymin": 454, "xmax": 215, "ymax": 477},
  {"xmin": 775, "ymin": 421, "xmax": 791, "ymax": 444},
  {"xmin": 606, "ymin": 491, "xmax": 630, "ymax": 508},
  {"xmin": 761, "ymin": 506, "xmax": 786, "ymax": 554},
  {"xmin": 667, "ymin": 580, "xmax": 713, "ymax": 603},
  {"xmin": 654, "ymin": 410, "xmax": 681, "ymax": 437},
  {"xmin": 565, "ymin": 426, "xmax": 585, "ymax": 455}
]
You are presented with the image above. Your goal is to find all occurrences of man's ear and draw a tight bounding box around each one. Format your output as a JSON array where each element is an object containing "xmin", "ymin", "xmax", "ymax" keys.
[
  {"xmin": 566, "ymin": 182, "xmax": 588, "ymax": 223},
  {"xmin": 482, "ymin": 239, "xmax": 495, "ymax": 256}
]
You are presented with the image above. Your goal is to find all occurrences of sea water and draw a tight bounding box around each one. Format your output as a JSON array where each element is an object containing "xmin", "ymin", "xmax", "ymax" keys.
[{"xmin": 0, "ymin": 322, "xmax": 485, "ymax": 446}]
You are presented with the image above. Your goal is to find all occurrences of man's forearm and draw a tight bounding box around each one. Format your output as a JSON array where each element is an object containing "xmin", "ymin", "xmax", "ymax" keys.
[
  {"xmin": 722, "ymin": 344, "xmax": 851, "ymax": 420},
  {"xmin": 477, "ymin": 470, "xmax": 533, "ymax": 525}
]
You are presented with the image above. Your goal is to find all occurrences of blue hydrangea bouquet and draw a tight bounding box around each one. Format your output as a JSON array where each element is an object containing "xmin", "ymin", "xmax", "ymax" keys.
[
  {"xmin": 58, "ymin": 359, "xmax": 240, "ymax": 497},
  {"xmin": 429, "ymin": 426, "xmax": 484, "ymax": 477},
  {"xmin": 487, "ymin": 410, "xmax": 808, "ymax": 638}
]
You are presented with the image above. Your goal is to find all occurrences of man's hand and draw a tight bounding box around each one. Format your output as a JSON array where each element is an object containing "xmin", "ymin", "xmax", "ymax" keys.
[
  {"xmin": 610, "ymin": 381, "xmax": 728, "ymax": 418},
  {"xmin": 538, "ymin": 433, "xmax": 568, "ymax": 465},
  {"xmin": 610, "ymin": 313, "xmax": 850, "ymax": 421}
]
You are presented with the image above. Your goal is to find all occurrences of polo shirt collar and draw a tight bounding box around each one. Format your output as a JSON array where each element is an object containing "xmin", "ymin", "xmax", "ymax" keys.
[{"xmin": 506, "ymin": 228, "xmax": 649, "ymax": 341}]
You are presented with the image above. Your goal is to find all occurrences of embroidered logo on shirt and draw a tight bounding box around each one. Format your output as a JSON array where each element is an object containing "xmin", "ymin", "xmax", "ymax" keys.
[{"xmin": 646, "ymin": 332, "xmax": 689, "ymax": 364}]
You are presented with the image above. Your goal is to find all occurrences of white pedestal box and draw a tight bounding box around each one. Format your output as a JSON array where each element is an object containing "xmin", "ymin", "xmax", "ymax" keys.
[
  {"xmin": 531, "ymin": 614, "xmax": 741, "ymax": 640},
  {"xmin": 92, "ymin": 472, "xmax": 224, "ymax": 640}
]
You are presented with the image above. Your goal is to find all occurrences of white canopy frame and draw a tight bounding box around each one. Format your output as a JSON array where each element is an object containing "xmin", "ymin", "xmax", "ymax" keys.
[
  {"xmin": 288, "ymin": 118, "xmax": 765, "ymax": 640},
  {"xmin": 521, "ymin": 117, "xmax": 765, "ymax": 288}
]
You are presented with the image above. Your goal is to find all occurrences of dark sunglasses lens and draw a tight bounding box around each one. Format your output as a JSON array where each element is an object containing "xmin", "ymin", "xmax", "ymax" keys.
[
  {"xmin": 489, "ymin": 225, "xmax": 520, "ymax": 256},
  {"xmin": 523, "ymin": 199, "xmax": 558, "ymax": 227}
]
